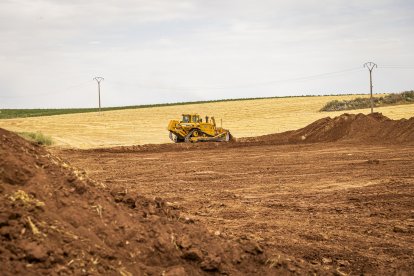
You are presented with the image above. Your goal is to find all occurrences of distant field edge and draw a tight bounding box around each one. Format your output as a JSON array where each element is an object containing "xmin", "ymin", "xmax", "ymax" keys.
[
  {"xmin": 1, "ymin": 93, "xmax": 370, "ymax": 119},
  {"xmin": 320, "ymin": 90, "xmax": 414, "ymax": 112}
]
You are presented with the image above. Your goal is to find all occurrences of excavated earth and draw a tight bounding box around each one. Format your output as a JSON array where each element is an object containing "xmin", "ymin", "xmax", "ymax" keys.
[
  {"xmin": 2, "ymin": 112, "xmax": 414, "ymax": 275},
  {"xmin": 0, "ymin": 129, "xmax": 313, "ymax": 275}
]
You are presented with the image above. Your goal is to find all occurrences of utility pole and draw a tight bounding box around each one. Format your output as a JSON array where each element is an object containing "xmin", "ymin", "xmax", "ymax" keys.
[
  {"xmin": 93, "ymin": 77, "xmax": 104, "ymax": 111},
  {"xmin": 363, "ymin": 62, "xmax": 377, "ymax": 114}
]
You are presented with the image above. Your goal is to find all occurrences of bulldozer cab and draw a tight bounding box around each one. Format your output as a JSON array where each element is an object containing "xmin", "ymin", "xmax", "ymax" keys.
[{"xmin": 181, "ymin": 114, "xmax": 200, "ymax": 123}]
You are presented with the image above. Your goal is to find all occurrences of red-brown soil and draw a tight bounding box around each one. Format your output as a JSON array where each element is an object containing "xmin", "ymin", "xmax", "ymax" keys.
[
  {"xmin": 2, "ymin": 112, "xmax": 414, "ymax": 275},
  {"xmin": 0, "ymin": 128, "xmax": 311, "ymax": 275},
  {"xmin": 240, "ymin": 112, "xmax": 414, "ymax": 145},
  {"xmin": 58, "ymin": 113, "xmax": 414, "ymax": 275}
]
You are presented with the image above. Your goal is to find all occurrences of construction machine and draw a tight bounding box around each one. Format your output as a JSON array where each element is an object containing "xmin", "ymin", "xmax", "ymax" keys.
[{"xmin": 167, "ymin": 114, "xmax": 232, "ymax": 143}]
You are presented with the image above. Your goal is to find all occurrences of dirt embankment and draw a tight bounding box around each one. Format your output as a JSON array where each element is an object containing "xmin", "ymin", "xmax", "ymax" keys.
[
  {"xmin": 0, "ymin": 128, "xmax": 325, "ymax": 275},
  {"xmin": 77, "ymin": 113, "xmax": 414, "ymax": 155},
  {"xmin": 240, "ymin": 112, "xmax": 414, "ymax": 145}
]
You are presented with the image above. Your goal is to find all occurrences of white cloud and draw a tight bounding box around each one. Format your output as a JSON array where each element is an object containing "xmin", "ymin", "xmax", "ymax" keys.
[{"xmin": 0, "ymin": 0, "xmax": 413, "ymax": 108}]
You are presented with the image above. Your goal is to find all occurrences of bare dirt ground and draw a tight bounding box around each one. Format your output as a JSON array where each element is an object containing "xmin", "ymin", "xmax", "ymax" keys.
[
  {"xmin": 4, "ymin": 113, "xmax": 412, "ymax": 275},
  {"xmin": 2, "ymin": 128, "xmax": 289, "ymax": 275},
  {"xmin": 60, "ymin": 141, "xmax": 414, "ymax": 275}
]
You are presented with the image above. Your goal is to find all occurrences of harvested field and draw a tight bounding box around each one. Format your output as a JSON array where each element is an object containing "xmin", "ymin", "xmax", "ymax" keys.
[
  {"xmin": 56, "ymin": 113, "xmax": 414, "ymax": 275},
  {"xmin": 1, "ymin": 94, "xmax": 412, "ymax": 148}
]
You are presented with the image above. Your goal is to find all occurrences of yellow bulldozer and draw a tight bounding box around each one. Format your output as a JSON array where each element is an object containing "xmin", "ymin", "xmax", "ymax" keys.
[{"xmin": 167, "ymin": 114, "xmax": 232, "ymax": 143}]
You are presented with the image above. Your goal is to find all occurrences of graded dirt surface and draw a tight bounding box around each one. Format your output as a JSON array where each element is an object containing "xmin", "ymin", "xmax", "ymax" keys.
[
  {"xmin": 1, "ymin": 128, "xmax": 304, "ymax": 275},
  {"xmin": 58, "ymin": 113, "xmax": 414, "ymax": 275},
  {"xmin": 2, "ymin": 113, "xmax": 414, "ymax": 275},
  {"xmin": 1, "ymin": 94, "xmax": 412, "ymax": 148}
]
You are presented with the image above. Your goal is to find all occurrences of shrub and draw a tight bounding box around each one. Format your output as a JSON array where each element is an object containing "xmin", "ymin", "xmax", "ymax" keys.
[
  {"xmin": 320, "ymin": 90, "xmax": 414, "ymax": 112},
  {"xmin": 18, "ymin": 131, "xmax": 53, "ymax": 146}
]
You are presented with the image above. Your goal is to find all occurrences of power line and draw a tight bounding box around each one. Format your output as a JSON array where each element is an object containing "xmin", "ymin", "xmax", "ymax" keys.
[
  {"xmin": 196, "ymin": 67, "xmax": 363, "ymax": 90},
  {"xmin": 0, "ymin": 80, "xmax": 94, "ymax": 99},
  {"xmin": 112, "ymin": 67, "xmax": 363, "ymax": 91},
  {"xmin": 379, "ymin": 65, "xmax": 414, "ymax": 69},
  {"xmin": 1, "ymin": 65, "xmax": 412, "ymax": 100}
]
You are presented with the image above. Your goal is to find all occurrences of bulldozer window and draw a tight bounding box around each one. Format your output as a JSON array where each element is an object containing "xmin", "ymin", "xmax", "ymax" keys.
[{"xmin": 182, "ymin": 115, "xmax": 190, "ymax": 123}]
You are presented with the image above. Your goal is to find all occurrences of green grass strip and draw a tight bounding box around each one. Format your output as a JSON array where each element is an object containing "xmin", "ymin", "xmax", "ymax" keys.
[{"xmin": 17, "ymin": 131, "xmax": 53, "ymax": 146}]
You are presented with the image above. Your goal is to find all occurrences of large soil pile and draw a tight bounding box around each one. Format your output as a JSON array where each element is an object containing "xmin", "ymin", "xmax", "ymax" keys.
[
  {"xmin": 0, "ymin": 128, "xmax": 322, "ymax": 275},
  {"xmin": 242, "ymin": 113, "xmax": 414, "ymax": 145},
  {"xmin": 86, "ymin": 113, "xmax": 414, "ymax": 155}
]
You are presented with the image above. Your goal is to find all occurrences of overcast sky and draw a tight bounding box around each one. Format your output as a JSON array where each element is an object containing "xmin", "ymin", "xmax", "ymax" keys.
[{"xmin": 1, "ymin": 0, "xmax": 413, "ymax": 108}]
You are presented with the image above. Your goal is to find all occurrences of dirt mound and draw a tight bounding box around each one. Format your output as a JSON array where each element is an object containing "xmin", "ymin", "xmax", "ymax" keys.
[
  {"xmin": 77, "ymin": 113, "xmax": 413, "ymax": 155},
  {"xmin": 242, "ymin": 113, "xmax": 414, "ymax": 145},
  {"xmin": 0, "ymin": 128, "xmax": 322, "ymax": 275}
]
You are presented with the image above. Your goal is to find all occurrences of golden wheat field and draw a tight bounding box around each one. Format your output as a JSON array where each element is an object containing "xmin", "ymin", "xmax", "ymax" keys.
[{"xmin": 1, "ymin": 95, "xmax": 413, "ymax": 148}]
